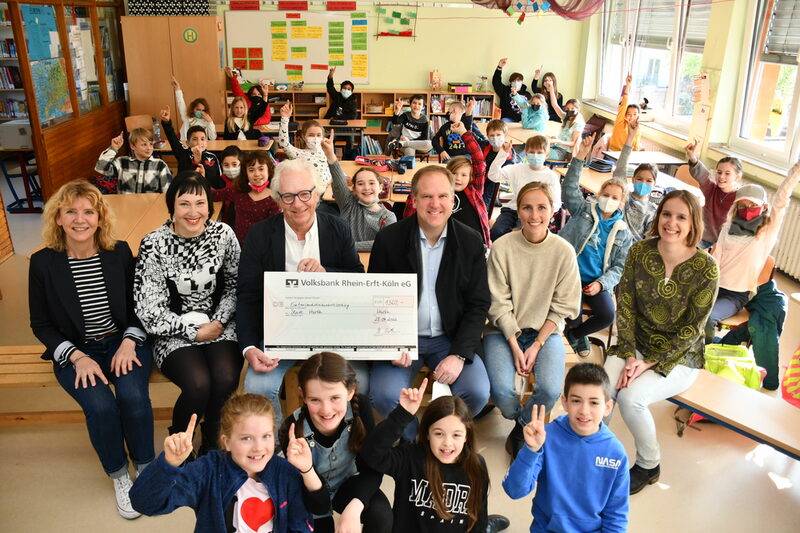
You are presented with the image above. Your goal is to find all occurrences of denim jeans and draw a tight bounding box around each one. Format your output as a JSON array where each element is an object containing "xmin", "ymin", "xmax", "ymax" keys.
[
  {"xmin": 704, "ymin": 287, "xmax": 750, "ymax": 342},
  {"xmin": 483, "ymin": 330, "xmax": 565, "ymax": 426},
  {"xmin": 604, "ymin": 354, "xmax": 699, "ymax": 469},
  {"xmin": 489, "ymin": 207, "xmax": 520, "ymax": 242},
  {"xmin": 370, "ymin": 335, "xmax": 490, "ymax": 441},
  {"xmin": 244, "ymin": 359, "xmax": 370, "ymax": 428},
  {"xmin": 52, "ymin": 333, "xmax": 155, "ymax": 477}
]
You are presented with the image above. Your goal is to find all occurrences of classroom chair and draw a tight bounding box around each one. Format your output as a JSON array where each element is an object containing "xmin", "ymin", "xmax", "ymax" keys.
[
  {"xmin": 125, "ymin": 114, "xmax": 154, "ymax": 133},
  {"xmin": 674, "ymin": 164, "xmax": 700, "ymax": 187}
]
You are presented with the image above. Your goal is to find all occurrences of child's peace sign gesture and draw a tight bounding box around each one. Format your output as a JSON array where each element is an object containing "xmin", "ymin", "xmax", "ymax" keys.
[
  {"xmin": 399, "ymin": 377, "xmax": 428, "ymax": 416},
  {"xmin": 164, "ymin": 413, "xmax": 197, "ymax": 467},
  {"xmin": 523, "ymin": 405, "xmax": 547, "ymax": 452},
  {"xmin": 285, "ymin": 423, "xmax": 313, "ymax": 474}
]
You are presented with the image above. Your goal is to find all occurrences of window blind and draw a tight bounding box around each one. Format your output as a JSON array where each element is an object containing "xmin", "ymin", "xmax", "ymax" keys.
[{"xmin": 764, "ymin": 0, "xmax": 800, "ymax": 64}]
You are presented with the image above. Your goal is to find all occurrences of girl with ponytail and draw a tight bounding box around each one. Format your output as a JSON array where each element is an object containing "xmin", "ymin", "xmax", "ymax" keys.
[{"xmin": 278, "ymin": 352, "xmax": 392, "ymax": 533}]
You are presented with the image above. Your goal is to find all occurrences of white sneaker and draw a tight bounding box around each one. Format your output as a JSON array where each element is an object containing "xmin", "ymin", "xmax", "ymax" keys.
[{"xmin": 113, "ymin": 472, "xmax": 141, "ymax": 520}]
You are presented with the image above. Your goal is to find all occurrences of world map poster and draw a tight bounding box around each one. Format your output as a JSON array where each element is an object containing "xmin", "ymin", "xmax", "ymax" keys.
[{"xmin": 30, "ymin": 59, "xmax": 72, "ymax": 124}]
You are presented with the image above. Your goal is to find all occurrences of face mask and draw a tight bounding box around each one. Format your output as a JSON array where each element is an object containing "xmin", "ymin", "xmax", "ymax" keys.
[
  {"xmin": 598, "ymin": 196, "xmax": 621, "ymax": 214},
  {"xmin": 531, "ymin": 104, "xmax": 541, "ymax": 111},
  {"xmin": 738, "ymin": 205, "xmax": 764, "ymax": 221},
  {"xmin": 249, "ymin": 181, "xmax": 269, "ymax": 193},
  {"xmin": 305, "ymin": 137, "xmax": 322, "ymax": 150},
  {"xmin": 194, "ymin": 110, "xmax": 203, "ymax": 119},
  {"xmin": 565, "ymin": 109, "xmax": 576, "ymax": 117},
  {"xmin": 340, "ymin": 89, "xmax": 352, "ymax": 99},
  {"xmin": 527, "ymin": 153, "xmax": 546, "ymax": 168},
  {"xmin": 222, "ymin": 167, "xmax": 241, "ymax": 179},
  {"xmin": 511, "ymin": 81, "xmax": 522, "ymax": 91},
  {"xmin": 633, "ymin": 182, "xmax": 653, "ymax": 197},
  {"xmin": 489, "ymin": 134, "xmax": 505, "ymax": 148}
]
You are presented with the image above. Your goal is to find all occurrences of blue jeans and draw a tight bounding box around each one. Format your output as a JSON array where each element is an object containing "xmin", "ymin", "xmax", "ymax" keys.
[
  {"xmin": 483, "ymin": 330, "xmax": 565, "ymax": 426},
  {"xmin": 699, "ymin": 239, "xmax": 714, "ymax": 250},
  {"xmin": 490, "ymin": 207, "xmax": 520, "ymax": 241},
  {"xmin": 705, "ymin": 287, "xmax": 750, "ymax": 342},
  {"xmin": 53, "ymin": 333, "xmax": 155, "ymax": 477},
  {"xmin": 501, "ymin": 118, "xmax": 516, "ymax": 123},
  {"xmin": 370, "ymin": 335, "xmax": 490, "ymax": 441},
  {"xmin": 566, "ymin": 290, "xmax": 616, "ymax": 340},
  {"xmin": 245, "ymin": 359, "xmax": 370, "ymax": 428}
]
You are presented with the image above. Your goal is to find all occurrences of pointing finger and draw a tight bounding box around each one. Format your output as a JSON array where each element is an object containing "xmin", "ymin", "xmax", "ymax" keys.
[{"xmin": 185, "ymin": 413, "xmax": 198, "ymax": 435}]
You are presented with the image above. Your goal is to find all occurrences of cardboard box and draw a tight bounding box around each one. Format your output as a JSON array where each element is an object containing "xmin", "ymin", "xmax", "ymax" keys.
[{"xmin": 0, "ymin": 119, "xmax": 33, "ymax": 150}]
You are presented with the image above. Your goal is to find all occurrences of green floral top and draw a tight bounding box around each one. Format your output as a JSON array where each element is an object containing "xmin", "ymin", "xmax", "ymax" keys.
[{"xmin": 609, "ymin": 238, "xmax": 719, "ymax": 375}]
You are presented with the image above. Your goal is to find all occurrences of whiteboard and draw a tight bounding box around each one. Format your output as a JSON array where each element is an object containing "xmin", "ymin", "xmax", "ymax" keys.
[{"xmin": 224, "ymin": 9, "xmax": 369, "ymax": 84}]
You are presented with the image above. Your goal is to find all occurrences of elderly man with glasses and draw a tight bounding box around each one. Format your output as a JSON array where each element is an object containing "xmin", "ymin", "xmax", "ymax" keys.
[{"xmin": 236, "ymin": 158, "xmax": 364, "ymax": 426}]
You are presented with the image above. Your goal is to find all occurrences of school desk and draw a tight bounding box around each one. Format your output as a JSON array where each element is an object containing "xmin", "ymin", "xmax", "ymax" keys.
[
  {"xmin": 155, "ymin": 139, "xmax": 272, "ymax": 154},
  {"xmin": 555, "ymin": 165, "xmax": 705, "ymax": 204},
  {"xmin": 325, "ymin": 160, "xmax": 438, "ymax": 204},
  {"xmin": 602, "ymin": 150, "xmax": 686, "ymax": 169},
  {"xmin": 476, "ymin": 121, "xmax": 561, "ymax": 144}
]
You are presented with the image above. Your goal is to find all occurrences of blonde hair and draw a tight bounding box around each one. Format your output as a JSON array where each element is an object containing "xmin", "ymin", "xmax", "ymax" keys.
[
  {"xmin": 530, "ymin": 93, "xmax": 546, "ymax": 105},
  {"xmin": 449, "ymin": 101, "xmax": 466, "ymax": 113},
  {"xmin": 41, "ymin": 181, "xmax": 116, "ymax": 252},
  {"xmin": 486, "ymin": 119, "xmax": 507, "ymax": 135},
  {"xmin": 226, "ymin": 96, "xmax": 251, "ymax": 133},
  {"xmin": 219, "ymin": 393, "xmax": 276, "ymax": 449},
  {"xmin": 516, "ymin": 181, "xmax": 554, "ymax": 210},
  {"xmin": 129, "ymin": 128, "xmax": 153, "ymax": 145},
  {"xmin": 525, "ymin": 134, "xmax": 550, "ymax": 154},
  {"xmin": 446, "ymin": 156, "xmax": 472, "ymax": 179}
]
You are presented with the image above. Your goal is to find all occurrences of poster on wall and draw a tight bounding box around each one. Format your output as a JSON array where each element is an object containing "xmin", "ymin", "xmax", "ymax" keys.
[
  {"xmin": 225, "ymin": 9, "xmax": 369, "ymax": 84},
  {"xmin": 30, "ymin": 58, "xmax": 73, "ymax": 124},
  {"xmin": 20, "ymin": 5, "xmax": 60, "ymax": 60}
]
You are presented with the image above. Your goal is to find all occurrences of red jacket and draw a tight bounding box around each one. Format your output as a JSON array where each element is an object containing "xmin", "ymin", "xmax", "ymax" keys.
[
  {"xmin": 403, "ymin": 131, "xmax": 490, "ymax": 247},
  {"xmin": 228, "ymin": 75, "xmax": 272, "ymax": 126}
]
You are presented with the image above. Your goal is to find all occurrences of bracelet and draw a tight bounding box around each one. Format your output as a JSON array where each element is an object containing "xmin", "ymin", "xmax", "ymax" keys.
[
  {"xmin": 72, "ymin": 354, "xmax": 89, "ymax": 366},
  {"xmin": 300, "ymin": 465, "xmax": 313, "ymax": 474},
  {"xmin": 533, "ymin": 338, "xmax": 545, "ymax": 347}
]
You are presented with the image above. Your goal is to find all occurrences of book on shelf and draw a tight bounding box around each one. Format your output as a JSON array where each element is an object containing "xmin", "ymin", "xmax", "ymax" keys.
[
  {"xmin": 0, "ymin": 65, "xmax": 21, "ymax": 89},
  {"xmin": 0, "ymin": 39, "xmax": 16, "ymax": 58},
  {"xmin": 0, "ymin": 98, "xmax": 28, "ymax": 118},
  {"xmin": 360, "ymin": 135, "xmax": 384, "ymax": 156}
]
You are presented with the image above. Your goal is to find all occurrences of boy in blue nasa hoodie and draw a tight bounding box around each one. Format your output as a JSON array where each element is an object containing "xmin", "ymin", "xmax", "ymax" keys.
[{"xmin": 502, "ymin": 363, "xmax": 629, "ymax": 533}]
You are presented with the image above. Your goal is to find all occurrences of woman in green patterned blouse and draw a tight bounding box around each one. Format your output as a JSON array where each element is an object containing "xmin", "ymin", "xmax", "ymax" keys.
[{"xmin": 604, "ymin": 190, "xmax": 719, "ymax": 495}]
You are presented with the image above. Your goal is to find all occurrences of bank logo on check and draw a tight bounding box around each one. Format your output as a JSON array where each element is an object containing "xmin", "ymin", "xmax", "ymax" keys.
[{"xmin": 285, "ymin": 279, "xmax": 299, "ymax": 288}]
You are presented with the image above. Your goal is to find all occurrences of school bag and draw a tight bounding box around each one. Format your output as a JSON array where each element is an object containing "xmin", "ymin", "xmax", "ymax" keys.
[{"xmin": 781, "ymin": 346, "xmax": 800, "ymax": 408}]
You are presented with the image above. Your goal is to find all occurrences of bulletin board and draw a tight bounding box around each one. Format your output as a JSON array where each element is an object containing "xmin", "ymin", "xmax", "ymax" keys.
[{"xmin": 224, "ymin": 9, "xmax": 369, "ymax": 84}]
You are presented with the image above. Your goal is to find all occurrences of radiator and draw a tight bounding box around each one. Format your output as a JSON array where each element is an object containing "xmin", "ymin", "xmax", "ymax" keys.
[{"xmin": 774, "ymin": 200, "xmax": 800, "ymax": 281}]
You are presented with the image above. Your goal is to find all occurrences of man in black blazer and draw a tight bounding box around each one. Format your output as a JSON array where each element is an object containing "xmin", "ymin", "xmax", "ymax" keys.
[
  {"xmin": 368, "ymin": 165, "xmax": 491, "ymax": 441},
  {"xmin": 236, "ymin": 158, "xmax": 364, "ymax": 423}
]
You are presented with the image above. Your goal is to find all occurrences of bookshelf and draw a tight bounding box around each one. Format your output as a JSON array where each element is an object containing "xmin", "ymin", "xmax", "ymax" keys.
[{"xmin": 0, "ymin": 4, "xmax": 26, "ymax": 123}]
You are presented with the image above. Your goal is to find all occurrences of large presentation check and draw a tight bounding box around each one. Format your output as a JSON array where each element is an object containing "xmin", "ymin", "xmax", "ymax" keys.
[{"xmin": 263, "ymin": 272, "xmax": 418, "ymax": 360}]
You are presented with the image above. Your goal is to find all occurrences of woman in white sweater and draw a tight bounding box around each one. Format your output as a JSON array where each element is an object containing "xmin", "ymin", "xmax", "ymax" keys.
[{"xmin": 483, "ymin": 181, "xmax": 582, "ymax": 459}]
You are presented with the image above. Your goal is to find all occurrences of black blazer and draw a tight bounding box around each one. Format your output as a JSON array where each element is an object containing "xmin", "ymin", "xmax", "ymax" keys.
[
  {"xmin": 236, "ymin": 212, "xmax": 364, "ymax": 350},
  {"xmin": 29, "ymin": 241, "xmax": 143, "ymax": 365},
  {"xmin": 368, "ymin": 216, "xmax": 489, "ymax": 361}
]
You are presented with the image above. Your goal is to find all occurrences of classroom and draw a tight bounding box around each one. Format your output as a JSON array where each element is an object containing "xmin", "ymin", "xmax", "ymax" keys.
[{"xmin": 1, "ymin": 1, "xmax": 799, "ymax": 532}]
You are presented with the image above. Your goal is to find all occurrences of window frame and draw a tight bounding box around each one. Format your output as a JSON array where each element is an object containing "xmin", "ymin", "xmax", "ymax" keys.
[
  {"xmin": 729, "ymin": 0, "xmax": 800, "ymax": 169},
  {"xmin": 597, "ymin": 0, "xmax": 705, "ymax": 133}
]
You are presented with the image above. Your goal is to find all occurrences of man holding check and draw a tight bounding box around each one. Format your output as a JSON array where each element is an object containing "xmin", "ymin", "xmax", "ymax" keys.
[
  {"xmin": 236, "ymin": 158, "xmax": 364, "ymax": 426},
  {"xmin": 368, "ymin": 165, "xmax": 491, "ymax": 441}
]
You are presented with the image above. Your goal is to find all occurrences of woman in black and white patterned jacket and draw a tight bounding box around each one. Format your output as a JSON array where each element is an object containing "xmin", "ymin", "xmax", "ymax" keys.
[{"xmin": 135, "ymin": 171, "xmax": 241, "ymax": 456}]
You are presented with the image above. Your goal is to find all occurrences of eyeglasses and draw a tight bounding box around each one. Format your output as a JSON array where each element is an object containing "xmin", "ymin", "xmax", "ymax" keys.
[{"xmin": 278, "ymin": 188, "xmax": 315, "ymax": 205}]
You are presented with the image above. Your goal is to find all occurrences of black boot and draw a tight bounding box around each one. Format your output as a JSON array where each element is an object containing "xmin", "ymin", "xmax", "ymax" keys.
[
  {"xmin": 487, "ymin": 514, "xmax": 510, "ymax": 532},
  {"xmin": 629, "ymin": 464, "xmax": 660, "ymax": 495},
  {"xmin": 504, "ymin": 422, "xmax": 525, "ymax": 460}
]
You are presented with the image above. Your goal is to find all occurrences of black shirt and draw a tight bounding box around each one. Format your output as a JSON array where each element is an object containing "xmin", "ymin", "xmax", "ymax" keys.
[{"xmin": 453, "ymin": 190, "xmax": 482, "ymax": 239}]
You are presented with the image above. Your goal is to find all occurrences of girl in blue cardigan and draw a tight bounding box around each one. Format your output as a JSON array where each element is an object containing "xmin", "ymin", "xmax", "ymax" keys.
[{"xmin": 131, "ymin": 393, "xmax": 329, "ymax": 533}]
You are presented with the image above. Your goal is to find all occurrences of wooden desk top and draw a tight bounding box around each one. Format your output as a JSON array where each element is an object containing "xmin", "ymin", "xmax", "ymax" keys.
[
  {"xmin": 556, "ymin": 165, "xmax": 704, "ymax": 201},
  {"xmin": 476, "ymin": 121, "xmax": 561, "ymax": 144},
  {"xmin": 603, "ymin": 150, "xmax": 686, "ymax": 166},
  {"xmin": 258, "ymin": 119, "xmax": 368, "ymax": 134},
  {"xmin": 672, "ymin": 369, "xmax": 800, "ymax": 458},
  {"xmin": 155, "ymin": 139, "xmax": 271, "ymax": 153}
]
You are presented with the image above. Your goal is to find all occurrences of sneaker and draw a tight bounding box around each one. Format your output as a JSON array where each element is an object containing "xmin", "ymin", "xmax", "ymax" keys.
[
  {"xmin": 487, "ymin": 514, "xmax": 510, "ymax": 532},
  {"xmin": 570, "ymin": 335, "xmax": 591, "ymax": 358},
  {"xmin": 113, "ymin": 472, "xmax": 141, "ymax": 520},
  {"xmin": 629, "ymin": 464, "xmax": 660, "ymax": 495}
]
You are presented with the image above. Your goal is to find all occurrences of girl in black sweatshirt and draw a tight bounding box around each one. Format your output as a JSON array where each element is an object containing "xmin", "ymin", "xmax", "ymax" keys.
[{"xmin": 361, "ymin": 379, "xmax": 490, "ymax": 533}]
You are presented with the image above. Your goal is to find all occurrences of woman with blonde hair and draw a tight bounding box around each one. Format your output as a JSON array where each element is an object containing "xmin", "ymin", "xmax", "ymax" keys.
[{"xmin": 29, "ymin": 180, "xmax": 154, "ymax": 520}]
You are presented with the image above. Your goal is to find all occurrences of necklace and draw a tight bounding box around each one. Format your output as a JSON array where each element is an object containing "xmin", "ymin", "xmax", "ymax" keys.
[{"xmin": 718, "ymin": 190, "xmax": 733, "ymax": 204}]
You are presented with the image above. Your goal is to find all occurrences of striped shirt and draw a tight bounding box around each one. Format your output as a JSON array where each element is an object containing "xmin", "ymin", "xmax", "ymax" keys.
[
  {"xmin": 95, "ymin": 147, "xmax": 172, "ymax": 193},
  {"xmin": 69, "ymin": 254, "xmax": 117, "ymax": 340}
]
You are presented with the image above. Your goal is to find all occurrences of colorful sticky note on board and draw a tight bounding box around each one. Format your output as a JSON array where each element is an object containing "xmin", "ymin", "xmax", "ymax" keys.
[
  {"xmin": 233, "ymin": 59, "xmax": 247, "ymax": 68},
  {"xmin": 248, "ymin": 48, "xmax": 262, "ymax": 58},
  {"xmin": 408, "ymin": 12, "xmax": 416, "ymax": 18},
  {"xmin": 388, "ymin": 29, "xmax": 399, "ymax": 35},
  {"xmin": 384, "ymin": 17, "xmax": 394, "ymax": 24},
  {"xmin": 249, "ymin": 59, "xmax": 264, "ymax": 70},
  {"xmin": 350, "ymin": 12, "xmax": 366, "ymax": 18},
  {"xmin": 232, "ymin": 47, "xmax": 247, "ymax": 58},
  {"xmin": 352, "ymin": 44, "xmax": 367, "ymax": 50},
  {"xmin": 329, "ymin": 21, "xmax": 345, "ymax": 27},
  {"xmin": 400, "ymin": 18, "xmax": 410, "ymax": 25},
  {"xmin": 376, "ymin": 7, "xmax": 386, "ymax": 14},
  {"xmin": 329, "ymin": 60, "xmax": 344, "ymax": 66},
  {"xmin": 311, "ymin": 64, "xmax": 329, "ymax": 70},
  {"xmin": 271, "ymin": 21, "xmax": 287, "ymax": 27},
  {"xmin": 272, "ymin": 33, "xmax": 287, "ymax": 39},
  {"xmin": 284, "ymin": 64, "xmax": 303, "ymax": 70},
  {"xmin": 351, "ymin": 19, "xmax": 367, "ymax": 25},
  {"xmin": 285, "ymin": 13, "xmax": 301, "ymax": 19},
  {"xmin": 290, "ymin": 20, "xmax": 307, "ymax": 26},
  {"xmin": 392, "ymin": 11, "xmax": 402, "ymax": 18}
]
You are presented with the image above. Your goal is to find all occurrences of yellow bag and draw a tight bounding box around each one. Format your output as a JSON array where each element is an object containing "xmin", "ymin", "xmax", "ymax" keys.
[{"xmin": 781, "ymin": 346, "xmax": 800, "ymax": 408}]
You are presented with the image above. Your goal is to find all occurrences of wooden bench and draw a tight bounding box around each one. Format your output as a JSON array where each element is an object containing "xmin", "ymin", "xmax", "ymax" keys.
[
  {"xmin": 669, "ymin": 369, "xmax": 800, "ymax": 461},
  {"xmin": 0, "ymin": 345, "xmax": 173, "ymax": 426}
]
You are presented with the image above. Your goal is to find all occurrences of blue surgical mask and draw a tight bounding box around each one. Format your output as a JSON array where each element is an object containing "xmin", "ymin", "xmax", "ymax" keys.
[
  {"xmin": 489, "ymin": 134, "xmax": 505, "ymax": 148},
  {"xmin": 194, "ymin": 110, "xmax": 204, "ymax": 119},
  {"xmin": 341, "ymin": 89, "xmax": 353, "ymax": 99},
  {"xmin": 527, "ymin": 153, "xmax": 546, "ymax": 168},
  {"xmin": 511, "ymin": 81, "xmax": 522, "ymax": 91},
  {"xmin": 633, "ymin": 182, "xmax": 653, "ymax": 197}
]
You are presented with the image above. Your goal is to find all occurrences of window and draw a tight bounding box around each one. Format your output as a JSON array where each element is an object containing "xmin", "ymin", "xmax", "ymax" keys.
[
  {"xmin": 733, "ymin": 0, "xmax": 800, "ymax": 166},
  {"xmin": 64, "ymin": 5, "xmax": 101, "ymax": 113},
  {"xmin": 98, "ymin": 6, "xmax": 123, "ymax": 102},
  {"xmin": 598, "ymin": 0, "xmax": 710, "ymax": 128}
]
